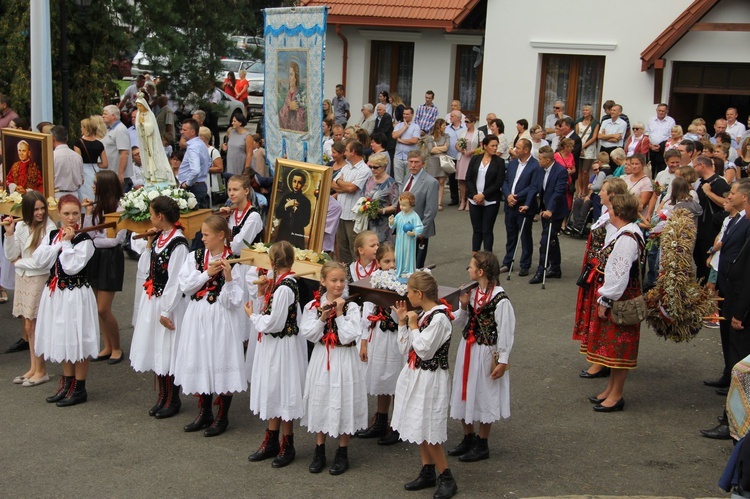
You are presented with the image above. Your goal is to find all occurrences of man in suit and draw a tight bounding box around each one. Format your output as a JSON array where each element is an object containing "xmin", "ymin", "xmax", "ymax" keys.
[
  {"xmin": 373, "ymin": 103, "xmax": 394, "ymax": 156},
  {"xmin": 500, "ymin": 139, "xmax": 538, "ymax": 276},
  {"xmin": 478, "ymin": 112, "xmax": 496, "ymax": 138},
  {"xmin": 529, "ymin": 146, "xmax": 569, "ymax": 284},
  {"xmin": 403, "ymin": 150, "xmax": 439, "ymax": 268},
  {"xmin": 701, "ymin": 180, "xmax": 750, "ymax": 440}
]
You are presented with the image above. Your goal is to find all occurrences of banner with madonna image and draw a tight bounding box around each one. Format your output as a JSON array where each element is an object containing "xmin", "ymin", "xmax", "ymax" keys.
[{"xmin": 264, "ymin": 6, "xmax": 327, "ymax": 173}]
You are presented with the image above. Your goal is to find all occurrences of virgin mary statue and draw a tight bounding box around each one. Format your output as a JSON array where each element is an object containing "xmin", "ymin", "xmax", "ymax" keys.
[{"xmin": 136, "ymin": 93, "xmax": 176, "ymax": 187}]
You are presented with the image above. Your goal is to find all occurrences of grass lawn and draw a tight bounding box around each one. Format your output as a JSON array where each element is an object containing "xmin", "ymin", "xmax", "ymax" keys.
[{"xmin": 116, "ymin": 80, "xmax": 130, "ymax": 94}]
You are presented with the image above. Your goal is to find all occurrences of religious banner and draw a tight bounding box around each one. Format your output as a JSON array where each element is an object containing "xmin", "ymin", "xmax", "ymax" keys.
[{"xmin": 264, "ymin": 6, "xmax": 326, "ymax": 173}]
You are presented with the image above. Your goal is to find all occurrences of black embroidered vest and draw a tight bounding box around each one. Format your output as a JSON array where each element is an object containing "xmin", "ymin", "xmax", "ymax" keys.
[
  {"xmin": 147, "ymin": 236, "xmax": 188, "ymax": 298},
  {"xmin": 595, "ymin": 231, "xmax": 646, "ymax": 288},
  {"xmin": 462, "ymin": 291, "xmax": 508, "ymax": 346},
  {"xmin": 263, "ymin": 277, "xmax": 300, "ymax": 338},
  {"xmin": 47, "ymin": 230, "xmax": 91, "ymax": 291},
  {"xmin": 317, "ymin": 302, "xmax": 355, "ymax": 346},
  {"xmin": 231, "ymin": 206, "xmax": 262, "ymax": 245},
  {"xmin": 411, "ymin": 309, "xmax": 451, "ymax": 371},
  {"xmin": 370, "ymin": 305, "xmax": 398, "ymax": 333},
  {"xmin": 190, "ymin": 248, "xmax": 226, "ymax": 304}
]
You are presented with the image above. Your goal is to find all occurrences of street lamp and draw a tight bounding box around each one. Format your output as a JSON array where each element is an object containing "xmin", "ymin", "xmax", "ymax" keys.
[{"xmin": 60, "ymin": 0, "xmax": 93, "ymax": 132}]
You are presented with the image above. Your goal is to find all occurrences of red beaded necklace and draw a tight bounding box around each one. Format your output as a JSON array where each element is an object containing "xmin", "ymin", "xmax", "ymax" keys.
[
  {"xmin": 156, "ymin": 227, "xmax": 177, "ymax": 249},
  {"xmin": 234, "ymin": 201, "xmax": 251, "ymax": 226},
  {"xmin": 355, "ymin": 259, "xmax": 377, "ymax": 280},
  {"xmin": 473, "ymin": 284, "xmax": 494, "ymax": 311}
]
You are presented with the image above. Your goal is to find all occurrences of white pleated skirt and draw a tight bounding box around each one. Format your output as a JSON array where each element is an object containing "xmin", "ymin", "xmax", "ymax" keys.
[
  {"xmin": 391, "ymin": 365, "xmax": 451, "ymax": 445},
  {"xmin": 130, "ymin": 291, "xmax": 187, "ymax": 376},
  {"xmin": 35, "ymin": 286, "xmax": 99, "ymax": 362},
  {"xmin": 249, "ymin": 333, "xmax": 307, "ymax": 421},
  {"xmin": 363, "ymin": 325, "xmax": 406, "ymax": 396}
]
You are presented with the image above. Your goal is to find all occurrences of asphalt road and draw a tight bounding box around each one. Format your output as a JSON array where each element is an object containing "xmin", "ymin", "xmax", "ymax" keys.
[{"xmin": 0, "ymin": 202, "xmax": 731, "ymax": 498}]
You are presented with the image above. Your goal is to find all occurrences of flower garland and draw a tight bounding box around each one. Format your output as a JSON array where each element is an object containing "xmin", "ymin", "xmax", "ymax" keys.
[{"xmin": 120, "ymin": 186, "xmax": 198, "ymax": 222}]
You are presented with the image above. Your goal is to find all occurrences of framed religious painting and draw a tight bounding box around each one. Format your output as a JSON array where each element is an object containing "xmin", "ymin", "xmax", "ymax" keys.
[
  {"xmin": 1, "ymin": 129, "xmax": 54, "ymax": 200},
  {"xmin": 266, "ymin": 159, "xmax": 332, "ymax": 253}
]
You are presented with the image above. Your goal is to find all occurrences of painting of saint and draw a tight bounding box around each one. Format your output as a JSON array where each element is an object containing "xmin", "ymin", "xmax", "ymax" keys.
[{"xmin": 277, "ymin": 51, "xmax": 308, "ymax": 133}]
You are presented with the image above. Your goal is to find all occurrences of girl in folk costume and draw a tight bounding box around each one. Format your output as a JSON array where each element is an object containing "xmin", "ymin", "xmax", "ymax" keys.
[
  {"xmin": 391, "ymin": 272, "xmax": 458, "ymax": 499},
  {"xmin": 129, "ymin": 196, "xmax": 189, "ymax": 419},
  {"xmin": 174, "ymin": 216, "xmax": 247, "ymax": 436},
  {"xmin": 357, "ymin": 242, "xmax": 406, "ymax": 445},
  {"xmin": 448, "ymin": 252, "xmax": 515, "ymax": 462},
  {"xmin": 246, "ymin": 240, "xmax": 308, "ymax": 468},
  {"xmin": 219, "ymin": 174, "xmax": 263, "ymax": 256},
  {"xmin": 3, "ymin": 191, "xmax": 57, "ymax": 387},
  {"xmin": 82, "ymin": 170, "xmax": 127, "ymax": 364},
  {"xmin": 347, "ymin": 230, "xmax": 379, "ymax": 283},
  {"xmin": 33, "ymin": 195, "xmax": 100, "ymax": 406},
  {"xmin": 300, "ymin": 262, "xmax": 368, "ymax": 475}
]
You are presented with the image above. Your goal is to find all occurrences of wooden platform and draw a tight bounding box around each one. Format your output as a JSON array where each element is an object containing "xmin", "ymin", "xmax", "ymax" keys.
[
  {"xmin": 240, "ymin": 248, "xmax": 324, "ymax": 280},
  {"xmin": 104, "ymin": 209, "xmax": 212, "ymax": 239},
  {"xmin": 348, "ymin": 275, "xmax": 474, "ymax": 310},
  {"xmin": 0, "ymin": 202, "xmax": 60, "ymax": 222}
]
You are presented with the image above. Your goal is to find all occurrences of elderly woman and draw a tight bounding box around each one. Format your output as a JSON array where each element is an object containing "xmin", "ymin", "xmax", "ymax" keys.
[
  {"xmin": 586, "ymin": 193, "xmax": 645, "ymax": 412},
  {"xmin": 610, "ymin": 148, "xmax": 627, "ymax": 177},
  {"xmin": 624, "ymin": 122, "xmax": 650, "ymax": 158},
  {"xmin": 573, "ymin": 177, "xmax": 628, "ymax": 379},
  {"xmin": 465, "ymin": 135, "xmax": 505, "ymax": 252},
  {"xmin": 529, "ymin": 124, "xmax": 549, "ymax": 159},
  {"xmin": 363, "ymin": 153, "xmax": 399, "ymax": 243},
  {"xmin": 665, "ymin": 125, "xmax": 684, "ymax": 152},
  {"xmin": 424, "ymin": 119, "xmax": 449, "ymax": 210}
]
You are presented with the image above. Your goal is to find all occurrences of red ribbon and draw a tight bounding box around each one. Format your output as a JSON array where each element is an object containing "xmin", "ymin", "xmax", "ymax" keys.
[
  {"xmin": 257, "ymin": 332, "xmax": 262, "ymax": 343},
  {"xmin": 48, "ymin": 275, "xmax": 58, "ymax": 295},
  {"xmin": 309, "ymin": 290, "xmax": 321, "ymax": 310},
  {"xmin": 408, "ymin": 349, "xmax": 418, "ymax": 369},
  {"xmin": 461, "ymin": 330, "xmax": 476, "ymax": 401},
  {"xmin": 439, "ymin": 299, "xmax": 455, "ymax": 320},
  {"xmin": 143, "ymin": 278, "xmax": 155, "ymax": 298},
  {"xmin": 366, "ymin": 310, "xmax": 387, "ymax": 341},
  {"xmin": 322, "ymin": 331, "xmax": 337, "ymax": 371},
  {"xmin": 195, "ymin": 283, "xmax": 216, "ymax": 299}
]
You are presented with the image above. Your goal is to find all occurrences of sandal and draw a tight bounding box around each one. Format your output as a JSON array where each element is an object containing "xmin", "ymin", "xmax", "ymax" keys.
[{"xmin": 438, "ymin": 205, "xmax": 444, "ymax": 211}]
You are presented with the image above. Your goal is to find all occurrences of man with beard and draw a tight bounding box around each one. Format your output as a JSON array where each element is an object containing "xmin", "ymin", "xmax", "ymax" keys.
[{"xmin": 274, "ymin": 169, "xmax": 312, "ymax": 249}]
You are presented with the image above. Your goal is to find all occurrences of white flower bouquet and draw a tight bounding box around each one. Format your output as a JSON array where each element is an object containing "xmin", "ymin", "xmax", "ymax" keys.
[
  {"xmin": 247, "ymin": 241, "xmax": 330, "ymax": 265},
  {"xmin": 120, "ymin": 186, "xmax": 198, "ymax": 222}
]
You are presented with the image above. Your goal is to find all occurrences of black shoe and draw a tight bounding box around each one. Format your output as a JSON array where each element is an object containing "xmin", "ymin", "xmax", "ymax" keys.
[
  {"xmin": 433, "ymin": 468, "xmax": 458, "ymax": 499},
  {"xmin": 704, "ymin": 378, "xmax": 730, "ymax": 388},
  {"xmin": 355, "ymin": 412, "xmax": 388, "ymax": 439},
  {"xmin": 204, "ymin": 394, "xmax": 231, "ymax": 437},
  {"xmin": 528, "ymin": 273, "xmax": 543, "ymax": 284},
  {"xmin": 56, "ymin": 379, "xmax": 88, "ymax": 407},
  {"xmin": 91, "ymin": 353, "xmax": 112, "ymax": 362},
  {"xmin": 184, "ymin": 394, "xmax": 214, "ymax": 432},
  {"xmin": 518, "ymin": 268, "xmax": 529, "ymax": 277},
  {"xmin": 329, "ymin": 447, "xmax": 349, "ymax": 475},
  {"xmin": 272, "ymin": 434, "xmax": 296, "ymax": 468},
  {"xmin": 716, "ymin": 387, "xmax": 729, "ymax": 396},
  {"xmin": 546, "ymin": 270, "xmax": 562, "ymax": 279},
  {"xmin": 593, "ymin": 398, "xmax": 625, "ymax": 412},
  {"xmin": 447, "ymin": 200, "xmax": 459, "ymax": 206},
  {"xmin": 579, "ymin": 367, "xmax": 611, "ymax": 379},
  {"xmin": 46, "ymin": 375, "xmax": 74, "ymax": 403},
  {"xmin": 377, "ymin": 430, "xmax": 400, "ymax": 446},
  {"xmin": 308, "ymin": 444, "xmax": 326, "ymax": 473},
  {"xmin": 107, "ymin": 353, "xmax": 126, "ymax": 365},
  {"xmin": 588, "ymin": 395, "xmax": 605, "ymax": 404},
  {"xmin": 154, "ymin": 376, "xmax": 181, "ymax": 419},
  {"xmin": 149, "ymin": 375, "xmax": 167, "ymax": 416},
  {"xmin": 447, "ymin": 433, "xmax": 476, "ymax": 457},
  {"xmin": 248, "ymin": 429, "xmax": 280, "ymax": 461},
  {"xmin": 459, "ymin": 437, "xmax": 489, "ymax": 462},
  {"xmin": 701, "ymin": 423, "xmax": 731, "ymax": 440},
  {"xmin": 5, "ymin": 338, "xmax": 29, "ymax": 353},
  {"xmin": 404, "ymin": 465, "xmax": 436, "ymax": 491}
]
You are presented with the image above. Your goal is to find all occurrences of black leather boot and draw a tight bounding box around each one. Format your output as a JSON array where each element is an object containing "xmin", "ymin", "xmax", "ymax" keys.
[
  {"xmin": 459, "ymin": 437, "xmax": 489, "ymax": 462},
  {"xmin": 56, "ymin": 379, "xmax": 88, "ymax": 407},
  {"xmin": 248, "ymin": 429, "xmax": 280, "ymax": 462},
  {"xmin": 155, "ymin": 375, "xmax": 182, "ymax": 419},
  {"xmin": 149, "ymin": 375, "xmax": 167, "ymax": 416},
  {"xmin": 447, "ymin": 433, "xmax": 476, "ymax": 456},
  {"xmin": 204, "ymin": 394, "xmax": 232, "ymax": 437},
  {"xmin": 184, "ymin": 394, "xmax": 213, "ymax": 432},
  {"xmin": 308, "ymin": 444, "xmax": 326, "ymax": 473},
  {"xmin": 404, "ymin": 464, "xmax": 436, "ymax": 491},
  {"xmin": 433, "ymin": 468, "xmax": 458, "ymax": 499},
  {"xmin": 46, "ymin": 375, "xmax": 74, "ymax": 403},
  {"xmin": 355, "ymin": 412, "xmax": 388, "ymax": 438},
  {"xmin": 272, "ymin": 433, "xmax": 296, "ymax": 468},
  {"xmin": 329, "ymin": 446, "xmax": 349, "ymax": 475},
  {"xmin": 377, "ymin": 429, "xmax": 400, "ymax": 446}
]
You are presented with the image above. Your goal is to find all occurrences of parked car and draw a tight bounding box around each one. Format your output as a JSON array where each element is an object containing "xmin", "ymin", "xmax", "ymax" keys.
[
  {"xmin": 245, "ymin": 61, "xmax": 264, "ymax": 120},
  {"xmin": 109, "ymin": 52, "xmax": 133, "ymax": 79},
  {"xmin": 185, "ymin": 88, "xmax": 246, "ymax": 129},
  {"xmin": 217, "ymin": 59, "xmax": 257, "ymax": 83}
]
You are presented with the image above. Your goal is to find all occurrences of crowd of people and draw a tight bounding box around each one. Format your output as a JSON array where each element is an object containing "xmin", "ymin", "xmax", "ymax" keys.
[{"xmin": 2, "ymin": 78, "xmax": 750, "ymax": 496}]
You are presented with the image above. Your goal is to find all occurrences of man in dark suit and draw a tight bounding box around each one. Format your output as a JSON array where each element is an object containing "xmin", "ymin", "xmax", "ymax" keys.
[
  {"xmin": 373, "ymin": 103, "xmax": 394, "ymax": 156},
  {"xmin": 529, "ymin": 146, "xmax": 569, "ymax": 284},
  {"xmin": 701, "ymin": 180, "xmax": 750, "ymax": 440},
  {"xmin": 500, "ymin": 139, "xmax": 538, "ymax": 276},
  {"xmin": 403, "ymin": 150, "xmax": 439, "ymax": 268},
  {"xmin": 478, "ymin": 112, "xmax": 496, "ymax": 138}
]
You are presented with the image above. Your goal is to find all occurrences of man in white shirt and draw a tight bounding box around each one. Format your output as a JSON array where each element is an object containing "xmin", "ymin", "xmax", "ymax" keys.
[
  {"xmin": 645, "ymin": 103, "xmax": 675, "ymax": 176},
  {"xmin": 544, "ymin": 101, "xmax": 568, "ymax": 142},
  {"xmin": 332, "ymin": 140, "xmax": 372, "ymax": 263},
  {"xmin": 445, "ymin": 110, "xmax": 466, "ymax": 206},
  {"xmin": 655, "ymin": 149, "xmax": 682, "ymax": 202},
  {"xmin": 392, "ymin": 107, "xmax": 421, "ymax": 187},
  {"xmin": 726, "ymin": 107, "xmax": 746, "ymax": 145},
  {"xmin": 598, "ymin": 104, "xmax": 627, "ymax": 164},
  {"xmin": 51, "ymin": 126, "xmax": 84, "ymax": 200},
  {"xmin": 102, "ymin": 104, "xmax": 133, "ymax": 192}
]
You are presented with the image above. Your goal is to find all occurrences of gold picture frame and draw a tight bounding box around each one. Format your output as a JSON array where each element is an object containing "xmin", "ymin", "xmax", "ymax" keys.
[
  {"xmin": 1, "ymin": 128, "xmax": 55, "ymax": 200},
  {"xmin": 266, "ymin": 158, "xmax": 332, "ymax": 253}
]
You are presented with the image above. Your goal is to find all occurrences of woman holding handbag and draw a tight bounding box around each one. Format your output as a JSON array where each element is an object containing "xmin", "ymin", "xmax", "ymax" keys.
[
  {"xmin": 424, "ymin": 119, "xmax": 450, "ymax": 211},
  {"xmin": 465, "ymin": 135, "xmax": 505, "ymax": 252},
  {"xmin": 586, "ymin": 193, "xmax": 645, "ymax": 413}
]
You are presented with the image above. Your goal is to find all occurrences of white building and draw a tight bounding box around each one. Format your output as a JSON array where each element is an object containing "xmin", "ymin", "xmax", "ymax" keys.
[{"xmin": 306, "ymin": 0, "xmax": 749, "ymax": 131}]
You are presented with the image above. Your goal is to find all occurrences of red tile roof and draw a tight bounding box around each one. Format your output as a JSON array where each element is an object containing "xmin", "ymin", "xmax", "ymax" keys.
[
  {"xmin": 301, "ymin": 0, "xmax": 481, "ymax": 30},
  {"xmin": 640, "ymin": 0, "xmax": 722, "ymax": 71}
]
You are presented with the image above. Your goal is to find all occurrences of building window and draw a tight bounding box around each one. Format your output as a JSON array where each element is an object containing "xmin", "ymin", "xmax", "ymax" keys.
[
  {"xmin": 537, "ymin": 54, "xmax": 605, "ymax": 124},
  {"xmin": 454, "ymin": 45, "xmax": 483, "ymax": 116},
  {"xmin": 370, "ymin": 41, "xmax": 414, "ymax": 107}
]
